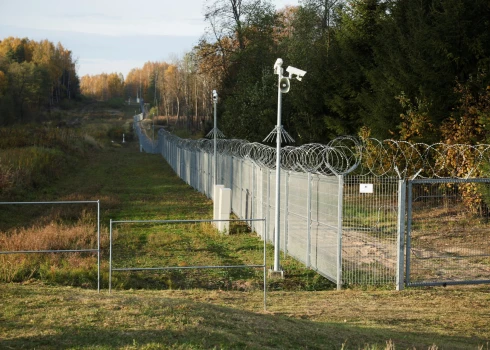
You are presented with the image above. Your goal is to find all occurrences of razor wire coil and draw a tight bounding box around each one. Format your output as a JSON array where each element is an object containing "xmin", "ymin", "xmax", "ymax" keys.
[{"xmin": 139, "ymin": 119, "xmax": 490, "ymax": 179}]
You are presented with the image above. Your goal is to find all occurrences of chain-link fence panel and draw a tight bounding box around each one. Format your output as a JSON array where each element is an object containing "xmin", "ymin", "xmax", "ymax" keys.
[
  {"xmin": 407, "ymin": 179, "xmax": 490, "ymax": 286},
  {"xmin": 342, "ymin": 176, "xmax": 400, "ymax": 286}
]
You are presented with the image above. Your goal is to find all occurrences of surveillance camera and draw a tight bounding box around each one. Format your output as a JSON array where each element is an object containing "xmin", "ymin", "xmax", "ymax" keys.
[
  {"xmin": 212, "ymin": 90, "xmax": 218, "ymax": 102},
  {"xmin": 286, "ymin": 66, "xmax": 307, "ymax": 81},
  {"xmin": 273, "ymin": 58, "xmax": 283, "ymax": 75}
]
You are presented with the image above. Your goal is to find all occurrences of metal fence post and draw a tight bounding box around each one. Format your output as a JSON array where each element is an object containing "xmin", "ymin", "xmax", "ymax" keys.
[
  {"xmin": 252, "ymin": 163, "xmax": 256, "ymax": 233},
  {"xmin": 337, "ymin": 175, "xmax": 344, "ymax": 290},
  {"xmin": 405, "ymin": 180, "xmax": 413, "ymax": 286},
  {"xmin": 306, "ymin": 172, "xmax": 312, "ymax": 268},
  {"xmin": 396, "ymin": 180, "xmax": 406, "ymax": 291},
  {"xmin": 109, "ymin": 219, "xmax": 113, "ymax": 294},
  {"xmin": 284, "ymin": 171, "xmax": 290, "ymax": 257},
  {"xmin": 97, "ymin": 200, "xmax": 100, "ymax": 293}
]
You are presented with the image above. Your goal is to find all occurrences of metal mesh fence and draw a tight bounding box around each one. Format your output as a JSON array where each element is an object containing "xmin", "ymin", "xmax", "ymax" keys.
[
  {"xmin": 134, "ymin": 119, "xmax": 402, "ymax": 286},
  {"xmin": 407, "ymin": 179, "xmax": 490, "ymax": 286},
  {"xmin": 342, "ymin": 177, "xmax": 400, "ymax": 286}
]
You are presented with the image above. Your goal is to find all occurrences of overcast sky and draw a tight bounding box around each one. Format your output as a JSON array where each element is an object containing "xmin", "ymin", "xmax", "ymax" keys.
[{"xmin": 0, "ymin": 0, "xmax": 299, "ymax": 78}]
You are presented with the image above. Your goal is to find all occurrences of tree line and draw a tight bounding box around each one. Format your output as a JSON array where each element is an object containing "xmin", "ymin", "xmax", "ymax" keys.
[
  {"xmin": 81, "ymin": 0, "xmax": 490, "ymax": 145},
  {"xmin": 0, "ymin": 37, "xmax": 80, "ymax": 124}
]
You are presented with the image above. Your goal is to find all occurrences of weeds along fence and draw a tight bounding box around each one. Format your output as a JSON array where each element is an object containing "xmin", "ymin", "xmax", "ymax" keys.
[
  {"xmin": 0, "ymin": 200, "xmax": 101, "ymax": 291},
  {"xmin": 134, "ymin": 115, "xmax": 490, "ymax": 288}
]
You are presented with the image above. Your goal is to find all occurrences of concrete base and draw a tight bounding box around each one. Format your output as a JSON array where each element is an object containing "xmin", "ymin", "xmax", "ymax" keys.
[{"xmin": 268, "ymin": 269, "xmax": 284, "ymax": 279}]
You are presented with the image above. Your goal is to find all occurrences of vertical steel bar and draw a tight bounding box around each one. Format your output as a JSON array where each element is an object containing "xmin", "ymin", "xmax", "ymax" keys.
[
  {"xmin": 213, "ymin": 96, "xmax": 217, "ymax": 187},
  {"xmin": 263, "ymin": 218, "xmax": 267, "ymax": 311},
  {"xmin": 405, "ymin": 181, "xmax": 413, "ymax": 286},
  {"xmin": 97, "ymin": 200, "xmax": 100, "ymax": 293},
  {"xmin": 337, "ymin": 175, "xmax": 344, "ymax": 290},
  {"xmin": 266, "ymin": 170, "xmax": 271, "ymax": 243},
  {"xmin": 240, "ymin": 159, "xmax": 243, "ymax": 217},
  {"xmin": 252, "ymin": 164, "xmax": 256, "ymax": 233},
  {"xmin": 396, "ymin": 180, "xmax": 406, "ymax": 291},
  {"xmin": 284, "ymin": 171, "xmax": 289, "ymax": 257},
  {"xmin": 109, "ymin": 219, "xmax": 113, "ymax": 294},
  {"xmin": 306, "ymin": 172, "xmax": 312, "ymax": 268},
  {"xmin": 273, "ymin": 68, "xmax": 283, "ymax": 272}
]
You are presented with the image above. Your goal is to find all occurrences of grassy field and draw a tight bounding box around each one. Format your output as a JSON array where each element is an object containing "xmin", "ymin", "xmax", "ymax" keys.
[
  {"xmin": 1, "ymin": 283, "xmax": 489, "ymax": 349},
  {"xmin": 1, "ymin": 105, "xmax": 490, "ymax": 349}
]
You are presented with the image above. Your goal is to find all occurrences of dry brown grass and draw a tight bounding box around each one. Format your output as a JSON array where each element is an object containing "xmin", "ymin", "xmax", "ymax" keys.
[
  {"xmin": 0, "ymin": 219, "xmax": 97, "ymax": 252},
  {"xmin": 0, "ymin": 211, "xmax": 107, "ymax": 283}
]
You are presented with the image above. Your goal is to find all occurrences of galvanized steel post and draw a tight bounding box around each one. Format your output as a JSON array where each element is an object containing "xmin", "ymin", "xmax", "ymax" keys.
[
  {"xmin": 337, "ymin": 175, "xmax": 344, "ymax": 290},
  {"xmin": 273, "ymin": 61, "xmax": 283, "ymax": 272},
  {"xmin": 396, "ymin": 180, "xmax": 406, "ymax": 291}
]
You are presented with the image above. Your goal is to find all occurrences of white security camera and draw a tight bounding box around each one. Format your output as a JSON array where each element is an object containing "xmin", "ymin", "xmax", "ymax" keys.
[
  {"xmin": 274, "ymin": 58, "xmax": 283, "ymax": 75},
  {"xmin": 212, "ymin": 90, "xmax": 218, "ymax": 102},
  {"xmin": 286, "ymin": 66, "xmax": 307, "ymax": 81}
]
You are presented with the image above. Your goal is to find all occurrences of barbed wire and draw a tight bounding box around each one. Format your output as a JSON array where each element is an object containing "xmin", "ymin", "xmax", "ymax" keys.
[{"xmin": 141, "ymin": 121, "xmax": 490, "ymax": 179}]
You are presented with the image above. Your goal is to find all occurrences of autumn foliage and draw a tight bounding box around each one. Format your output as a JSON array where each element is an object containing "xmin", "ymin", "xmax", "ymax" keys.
[{"xmin": 0, "ymin": 37, "xmax": 80, "ymax": 124}]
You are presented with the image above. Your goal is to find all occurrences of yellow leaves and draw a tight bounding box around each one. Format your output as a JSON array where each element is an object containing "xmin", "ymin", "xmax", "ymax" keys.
[
  {"xmin": 0, "ymin": 70, "xmax": 7, "ymax": 97},
  {"xmin": 395, "ymin": 93, "xmax": 433, "ymax": 142}
]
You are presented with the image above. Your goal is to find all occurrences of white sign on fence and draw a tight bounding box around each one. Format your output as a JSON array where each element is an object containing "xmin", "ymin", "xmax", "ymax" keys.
[{"xmin": 359, "ymin": 183, "xmax": 374, "ymax": 194}]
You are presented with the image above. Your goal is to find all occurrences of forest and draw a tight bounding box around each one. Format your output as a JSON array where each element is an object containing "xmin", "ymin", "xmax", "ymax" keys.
[
  {"xmin": 0, "ymin": 37, "xmax": 80, "ymax": 124},
  {"xmin": 2, "ymin": 0, "xmax": 490, "ymax": 146}
]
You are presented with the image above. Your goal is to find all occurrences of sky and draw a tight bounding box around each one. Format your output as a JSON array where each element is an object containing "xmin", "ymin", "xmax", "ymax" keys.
[{"xmin": 0, "ymin": 0, "xmax": 299, "ymax": 78}]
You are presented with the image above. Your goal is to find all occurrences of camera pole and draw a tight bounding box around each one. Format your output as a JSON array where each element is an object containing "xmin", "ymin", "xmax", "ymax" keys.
[{"xmin": 263, "ymin": 59, "xmax": 306, "ymax": 276}]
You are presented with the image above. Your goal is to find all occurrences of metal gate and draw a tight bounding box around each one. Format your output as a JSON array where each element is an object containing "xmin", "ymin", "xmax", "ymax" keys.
[{"xmin": 406, "ymin": 178, "xmax": 490, "ymax": 286}]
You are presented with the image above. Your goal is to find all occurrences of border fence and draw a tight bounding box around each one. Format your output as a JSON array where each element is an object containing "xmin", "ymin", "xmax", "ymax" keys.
[
  {"xmin": 406, "ymin": 178, "xmax": 490, "ymax": 287},
  {"xmin": 134, "ymin": 115, "xmax": 490, "ymax": 289}
]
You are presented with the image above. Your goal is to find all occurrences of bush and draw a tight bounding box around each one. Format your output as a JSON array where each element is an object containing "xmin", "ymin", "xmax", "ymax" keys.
[{"xmin": 106, "ymin": 97, "xmax": 124, "ymax": 109}]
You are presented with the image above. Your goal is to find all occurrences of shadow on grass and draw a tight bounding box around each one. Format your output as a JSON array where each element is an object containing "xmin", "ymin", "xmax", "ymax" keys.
[{"xmin": 0, "ymin": 291, "xmax": 484, "ymax": 350}]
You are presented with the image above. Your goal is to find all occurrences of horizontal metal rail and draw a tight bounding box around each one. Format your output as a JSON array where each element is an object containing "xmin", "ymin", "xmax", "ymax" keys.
[
  {"xmin": 113, "ymin": 264, "xmax": 265, "ymax": 271},
  {"xmin": 0, "ymin": 249, "xmax": 98, "ymax": 255},
  {"xmin": 0, "ymin": 200, "xmax": 101, "ymax": 292},
  {"xmin": 111, "ymin": 218, "xmax": 264, "ymax": 224},
  {"xmin": 0, "ymin": 201, "xmax": 99, "ymax": 205}
]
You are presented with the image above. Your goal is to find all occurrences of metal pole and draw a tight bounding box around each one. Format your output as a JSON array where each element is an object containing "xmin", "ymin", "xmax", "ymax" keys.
[
  {"xmin": 406, "ymin": 181, "xmax": 413, "ymax": 286},
  {"xmin": 213, "ymin": 92, "xmax": 218, "ymax": 186},
  {"xmin": 284, "ymin": 171, "xmax": 289, "ymax": 257},
  {"xmin": 306, "ymin": 172, "xmax": 312, "ymax": 268},
  {"xmin": 337, "ymin": 175, "xmax": 344, "ymax": 290},
  {"xmin": 396, "ymin": 180, "xmax": 406, "ymax": 291},
  {"xmin": 263, "ymin": 218, "xmax": 267, "ymax": 311},
  {"xmin": 97, "ymin": 200, "xmax": 100, "ymax": 293},
  {"xmin": 273, "ymin": 67, "xmax": 283, "ymax": 272},
  {"xmin": 109, "ymin": 219, "xmax": 113, "ymax": 294}
]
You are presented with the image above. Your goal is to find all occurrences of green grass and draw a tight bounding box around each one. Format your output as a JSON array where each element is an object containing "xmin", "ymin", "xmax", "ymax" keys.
[
  {"xmin": 2, "ymin": 104, "xmax": 490, "ymax": 349},
  {"xmin": 1, "ymin": 283, "xmax": 489, "ymax": 349},
  {"xmin": 0, "ymin": 105, "xmax": 333, "ymax": 291}
]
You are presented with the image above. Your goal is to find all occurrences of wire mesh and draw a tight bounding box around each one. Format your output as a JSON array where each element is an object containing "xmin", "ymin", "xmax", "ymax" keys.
[
  {"xmin": 342, "ymin": 177, "xmax": 399, "ymax": 285},
  {"xmin": 407, "ymin": 179, "xmax": 490, "ymax": 286},
  {"xmin": 310, "ymin": 175, "xmax": 341, "ymax": 282}
]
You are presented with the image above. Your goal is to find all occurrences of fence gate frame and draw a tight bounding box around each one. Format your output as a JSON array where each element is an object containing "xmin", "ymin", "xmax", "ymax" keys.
[
  {"xmin": 405, "ymin": 178, "xmax": 490, "ymax": 287},
  {"xmin": 109, "ymin": 218, "xmax": 268, "ymax": 310}
]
